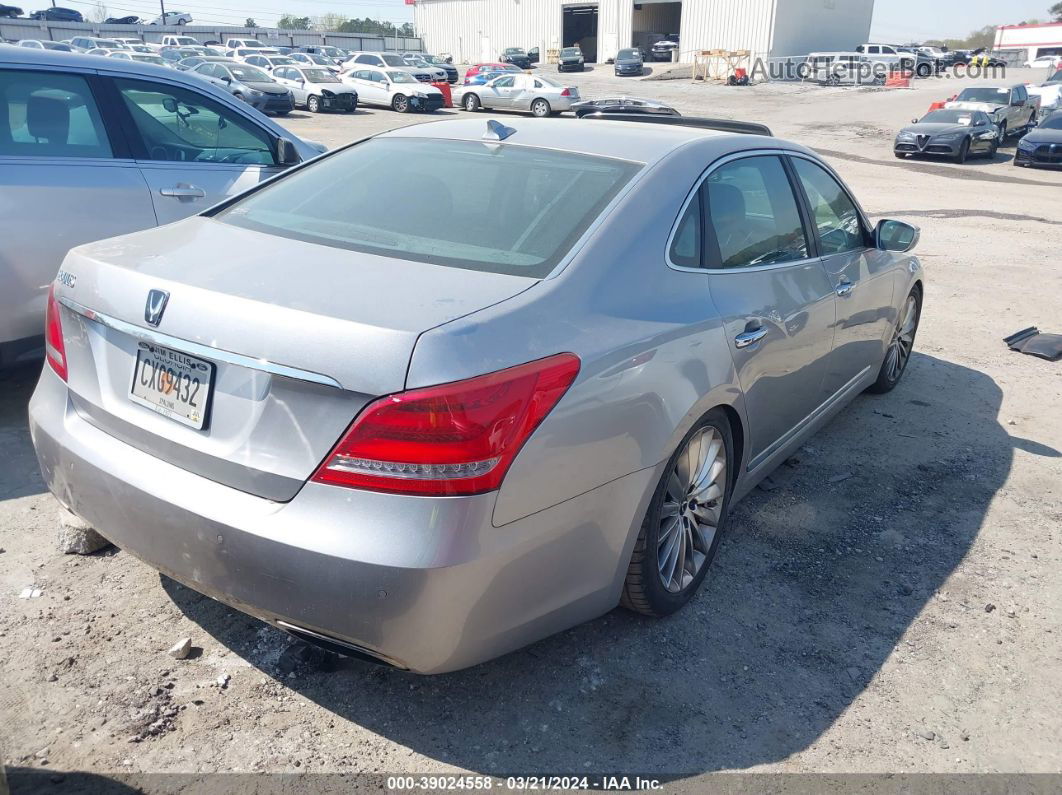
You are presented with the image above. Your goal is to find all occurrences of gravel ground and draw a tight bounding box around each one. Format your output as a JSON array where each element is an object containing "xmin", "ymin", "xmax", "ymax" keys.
[{"xmin": 1, "ymin": 64, "xmax": 1060, "ymax": 787}]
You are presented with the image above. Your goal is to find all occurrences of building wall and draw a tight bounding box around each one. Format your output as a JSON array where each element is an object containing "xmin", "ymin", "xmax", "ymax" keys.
[
  {"xmin": 771, "ymin": 0, "xmax": 874, "ymax": 57},
  {"xmin": 415, "ymin": 0, "xmax": 562, "ymax": 63},
  {"xmin": 994, "ymin": 22, "xmax": 1062, "ymax": 61},
  {"xmin": 414, "ymin": 0, "xmax": 873, "ymax": 64}
]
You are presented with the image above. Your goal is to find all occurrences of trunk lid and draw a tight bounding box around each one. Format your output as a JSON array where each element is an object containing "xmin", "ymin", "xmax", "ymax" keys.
[{"xmin": 56, "ymin": 218, "xmax": 535, "ymax": 500}]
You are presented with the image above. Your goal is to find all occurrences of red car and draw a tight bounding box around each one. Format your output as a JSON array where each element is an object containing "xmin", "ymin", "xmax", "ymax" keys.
[{"xmin": 463, "ymin": 62, "xmax": 519, "ymax": 82}]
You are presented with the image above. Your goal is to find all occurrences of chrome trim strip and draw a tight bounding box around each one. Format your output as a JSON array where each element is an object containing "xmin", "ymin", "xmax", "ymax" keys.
[{"xmin": 58, "ymin": 296, "xmax": 343, "ymax": 390}]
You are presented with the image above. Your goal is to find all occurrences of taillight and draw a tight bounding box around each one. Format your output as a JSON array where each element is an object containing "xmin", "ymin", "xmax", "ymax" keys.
[
  {"xmin": 561, "ymin": 88, "xmax": 571, "ymax": 96},
  {"xmin": 312, "ymin": 353, "xmax": 580, "ymax": 496},
  {"xmin": 45, "ymin": 284, "xmax": 67, "ymax": 382}
]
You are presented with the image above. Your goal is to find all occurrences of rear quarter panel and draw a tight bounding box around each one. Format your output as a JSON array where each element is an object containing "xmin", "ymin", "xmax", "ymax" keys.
[{"xmin": 406, "ymin": 138, "xmax": 755, "ymax": 527}]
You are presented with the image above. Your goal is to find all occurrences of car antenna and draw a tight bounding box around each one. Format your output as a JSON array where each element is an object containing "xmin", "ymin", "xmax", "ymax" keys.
[{"xmin": 483, "ymin": 119, "xmax": 517, "ymax": 141}]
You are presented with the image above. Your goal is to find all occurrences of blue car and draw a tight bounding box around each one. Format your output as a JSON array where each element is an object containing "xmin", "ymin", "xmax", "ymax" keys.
[{"xmin": 463, "ymin": 69, "xmax": 512, "ymax": 86}]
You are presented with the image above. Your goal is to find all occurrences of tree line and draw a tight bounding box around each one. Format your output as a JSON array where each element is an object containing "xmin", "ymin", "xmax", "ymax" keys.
[{"xmin": 276, "ymin": 14, "xmax": 414, "ymax": 36}]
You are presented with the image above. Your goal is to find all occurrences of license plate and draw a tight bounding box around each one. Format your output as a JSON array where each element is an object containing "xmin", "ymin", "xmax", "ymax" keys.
[{"xmin": 129, "ymin": 343, "xmax": 214, "ymax": 430}]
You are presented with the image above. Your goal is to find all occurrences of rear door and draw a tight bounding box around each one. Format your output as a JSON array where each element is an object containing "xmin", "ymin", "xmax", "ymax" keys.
[
  {"xmin": 0, "ymin": 65, "xmax": 155, "ymax": 353},
  {"xmin": 357, "ymin": 70, "xmax": 389, "ymax": 105},
  {"xmin": 696, "ymin": 153, "xmax": 837, "ymax": 467},
  {"xmin": 788, "ymin": 155, "xmax": 896, "ymax": 399},
  {"xmin": 103, "ymin": 75, "xmax": 286, "ymax": 225}
]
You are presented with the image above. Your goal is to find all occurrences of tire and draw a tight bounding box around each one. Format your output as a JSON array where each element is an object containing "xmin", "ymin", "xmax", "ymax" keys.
[
  {"xmin": 985, "ymin": 140, "xmax": 998, "ymax": 159},
  {"xmin": 463, "ymin": 92, "xmax": 480, "ymax": 112},
  {"xmin": 916, "ymin": 62, "xmax": 931, "ymax": 78},
  {"xmin": 392, "ymin": 94, "xmax": 409, "ymax": 113},
  {"xmin": 530, "ymin": 98, "xmax": 551, "ymax": 118},
  {"xmin": 621, "ymin": 410, "xmax": 734, "ymax": 617},
  {"xmin": 274, "ymin": 111, "xmax": 289, "ymax": 117},
  {"xmin": 176, "ymin": 18, "xmax": 186, "ymax": 25},
  {"xmin": 997, "ymin": 121, "xmax": 1007, "ymax": 144},
  {"xmin": 306, "ymin": 95, "xmax": 320, "ymax": 113},
  {"xmin": 954, "ymin": 137, "xmax": 970, "ymax": 164},
  {"xmin": 867, "ymin": 287, "xmax": 921, "ymax": 394},
  {"xmin": 894, "ymin": 152, "xmax": 907, "ymax": 159}
]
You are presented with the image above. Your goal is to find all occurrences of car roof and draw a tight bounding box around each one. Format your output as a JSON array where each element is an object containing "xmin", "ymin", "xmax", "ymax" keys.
[
  {"xmin": 380, "ymin": 117, "xmax": 806, "ymax": 166},
  {"xmin": 0, "ymin": 47, "xmax": 259, "ymax": 91}
]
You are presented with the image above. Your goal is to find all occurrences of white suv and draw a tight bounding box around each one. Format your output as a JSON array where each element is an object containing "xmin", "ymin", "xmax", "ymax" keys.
[{"xmin": 343, "ymin": 51, "xmax": 445, "ymax": 83}]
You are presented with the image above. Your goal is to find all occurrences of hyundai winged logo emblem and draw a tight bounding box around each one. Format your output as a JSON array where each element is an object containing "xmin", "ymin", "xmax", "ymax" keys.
[{"xmin": 144, "ymin": 289, "xmax": 169, "ymax": 327}]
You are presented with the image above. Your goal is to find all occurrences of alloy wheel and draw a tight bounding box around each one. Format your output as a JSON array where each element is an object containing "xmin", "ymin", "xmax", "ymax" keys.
[
  {"xmin": 657, "ymin": 426, "xmax": 727, "ymax": 594},
  {"xmin": 884, "ymin": 294, "xmax": 918, "ymax": 382}
]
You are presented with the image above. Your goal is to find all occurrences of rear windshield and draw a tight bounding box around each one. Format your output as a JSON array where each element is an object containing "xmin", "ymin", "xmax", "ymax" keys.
[
  {"xmin": 217, "ymin": 138, "xmax": 640, "ymax": 278},
  {"xmin": 954, "ymin": 87, "xmax": 1009, "ymax": 103}
]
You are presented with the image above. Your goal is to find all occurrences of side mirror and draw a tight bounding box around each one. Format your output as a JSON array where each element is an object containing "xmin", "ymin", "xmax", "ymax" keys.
[
  {"xmin": 1014, "ymin": 98, "xmax": 1025, "ymax": 107},
  {"xmin": 875, "ymin": 219, "xmax": 919, "ymax": 253},
  {"xmin": 911, "ymin": 117, "xmax": 918, "ymax": 123},
  {"xmin": 162, "ymin": 97, "xmax": 179, "ymax": 113},
  {"xmin": 276, "ymin": 138, "xmax": 302, "ymax": 166}
]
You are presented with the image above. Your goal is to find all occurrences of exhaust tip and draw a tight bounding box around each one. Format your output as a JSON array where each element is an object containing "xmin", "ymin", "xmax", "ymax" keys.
[{"xmin": 275, "ymin": 620, "xmax": 406, "ymax": 670}]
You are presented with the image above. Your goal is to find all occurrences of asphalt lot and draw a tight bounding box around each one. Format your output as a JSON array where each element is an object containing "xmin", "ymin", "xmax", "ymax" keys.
[{"xmin": 1, "ymin": 64, "xmax": 1061, "ymax": 784}]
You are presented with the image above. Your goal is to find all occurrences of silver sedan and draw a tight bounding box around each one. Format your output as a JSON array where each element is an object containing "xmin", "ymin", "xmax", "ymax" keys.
[
  {"xmin": 30, "ymin": 117, "xmax": 923, "ymax": 673},
  {"xmin": 458, "ymin": 73, "xmax": 579, "ymax": 116}
]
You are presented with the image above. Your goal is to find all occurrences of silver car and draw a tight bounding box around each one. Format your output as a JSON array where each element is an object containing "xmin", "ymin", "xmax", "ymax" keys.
[
  {"xmin": 459, "ymin": 73, "xmax": 579, "ymax": 116},
  {"xmin": 0, "ymin": 48, "xmax": 323, "ymax": 366},
  {"xmin": 30, "ymin": 117, "xmax": 923, "ymax": 674}
]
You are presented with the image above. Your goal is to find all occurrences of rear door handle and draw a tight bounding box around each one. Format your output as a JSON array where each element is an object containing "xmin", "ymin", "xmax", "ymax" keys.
[
  {"xmin": 835, "ymin": 281, "xmax": 855, "ymax": 297},
  {"xmin": 734, "ymin": 326, "xmax": 768, "ymax": 348},
  {"xmin": 159, "ymin": 185, "xmax": 206, "ymax": 199}
]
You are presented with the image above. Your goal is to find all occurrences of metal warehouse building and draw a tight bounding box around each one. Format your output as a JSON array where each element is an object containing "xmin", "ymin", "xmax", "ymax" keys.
[
  {"xmin": 413, "ymin": 0, "xmax": 875, "ymax": 64},
  {"xmin": 993, "ymin": 21, "xmax": 1062, "ymax": 63}
]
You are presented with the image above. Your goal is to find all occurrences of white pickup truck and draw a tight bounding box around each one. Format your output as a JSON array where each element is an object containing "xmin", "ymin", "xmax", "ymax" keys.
[
  {"xmin": 158, "ymin": 34, "xmax": 200, "ymax": 48},
  {"xmin": 945, "ymin": 84, "xmax": 1040, "ymax": 142}
]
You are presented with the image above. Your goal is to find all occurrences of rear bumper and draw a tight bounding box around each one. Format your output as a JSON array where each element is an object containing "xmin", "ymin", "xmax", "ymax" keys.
[{"xmin": 29, "ymin": 365, "xmax": 653, "ymax": 673}]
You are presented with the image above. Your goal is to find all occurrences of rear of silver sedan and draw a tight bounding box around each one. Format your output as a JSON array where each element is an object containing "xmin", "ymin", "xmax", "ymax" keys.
[{"xmin": 28, "ymin": 129, "xmax": 653, "ymax": 673}]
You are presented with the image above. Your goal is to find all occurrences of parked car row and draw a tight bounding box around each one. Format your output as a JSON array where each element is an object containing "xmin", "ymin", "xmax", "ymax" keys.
[{"xmin": 893, "ymin": 81, "xmax": 1062, "ymax": 169}]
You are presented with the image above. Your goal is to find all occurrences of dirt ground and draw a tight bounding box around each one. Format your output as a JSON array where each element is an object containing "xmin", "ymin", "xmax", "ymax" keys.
[{"xmin": 1, "ymin": 64, "xmax": 1060, "ymax": 787}]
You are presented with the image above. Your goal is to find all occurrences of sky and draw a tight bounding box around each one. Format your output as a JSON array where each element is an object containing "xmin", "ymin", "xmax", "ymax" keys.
[{"xmin": 69, "ymin": 0, "xmax": 1055, "ymax": 41}]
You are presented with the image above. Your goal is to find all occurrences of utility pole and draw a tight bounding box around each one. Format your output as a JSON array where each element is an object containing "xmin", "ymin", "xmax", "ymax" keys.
[{"xmin": 159, "ymin": 0, "xmax": 166, "ymax": 24}]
